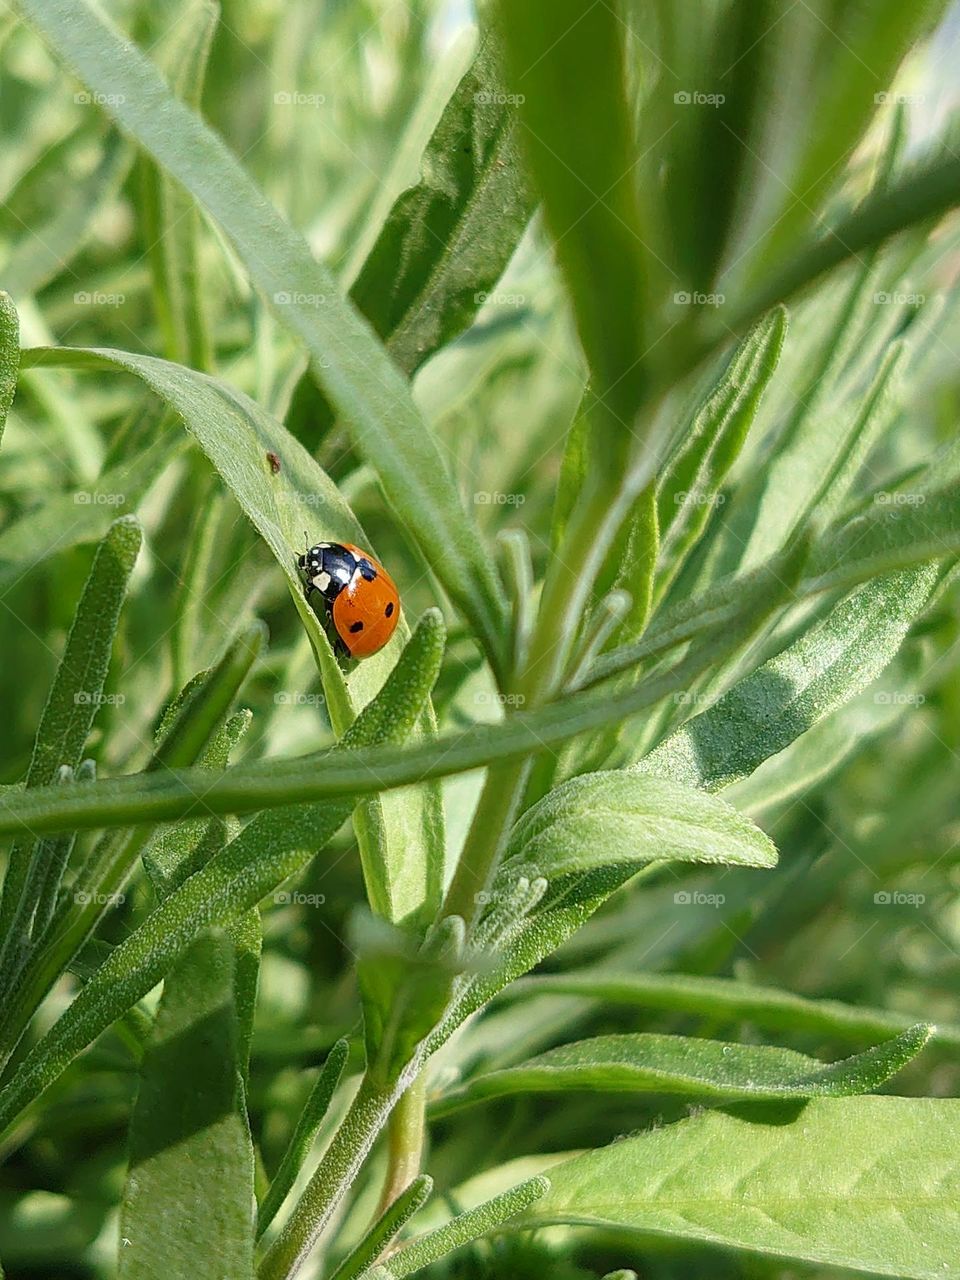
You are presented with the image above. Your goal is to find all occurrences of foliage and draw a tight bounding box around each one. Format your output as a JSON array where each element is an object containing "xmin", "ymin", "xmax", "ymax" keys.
[{"xmin": 1, "ymin": 2, "xmax": 959, "ymax": 1279}]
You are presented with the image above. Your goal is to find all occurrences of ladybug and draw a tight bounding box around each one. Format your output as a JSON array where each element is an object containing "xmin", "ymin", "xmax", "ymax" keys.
[{"xmin": 297, "ymin": 539, "xmax": 400, "ymax": 659}]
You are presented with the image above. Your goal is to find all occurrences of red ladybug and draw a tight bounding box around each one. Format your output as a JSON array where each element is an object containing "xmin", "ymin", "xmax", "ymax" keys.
[{"xmin": 297, "ymin": 540, "xmax": 400, "ymax": 659}]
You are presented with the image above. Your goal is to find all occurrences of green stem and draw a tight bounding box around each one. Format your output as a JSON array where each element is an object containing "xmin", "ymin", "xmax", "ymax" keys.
[
  {"xmin": 256, "ymin": 1072, "xmax": 401, "ymax": 1280},
  {"xmin": 442, "ymin": 466, "xmax": 646, "ymax": 929},
  {"xmin": 377, "ymin": 1072, "xmax": 426, "ymax": 1215}
]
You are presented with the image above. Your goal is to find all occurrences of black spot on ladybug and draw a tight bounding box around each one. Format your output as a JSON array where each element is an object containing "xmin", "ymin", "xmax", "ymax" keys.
[
  {"xmin": 266, "ymin": 451, "xmax": 281, "ymax": 474},
  {"xmin": 385, "ymin": 602, "xmax": 395, "ymax": 618},
  {"xmin": 349, "ymin": 621, "xmax": 364, "ymax": 633}
]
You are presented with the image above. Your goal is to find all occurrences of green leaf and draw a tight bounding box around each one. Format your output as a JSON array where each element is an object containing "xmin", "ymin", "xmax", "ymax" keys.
[
  {"xmin": 118, "ymin": 931, "xmax": 255, "ymax": 1280},
  {"xmin": 0, "ymin": 516, "xmax": 141, "ymax": 976},
  {"xmin": 521, "ymin": 1096, "xmax": 960, "ymax": 1279},
  {"xmin": 0, "ymin": 135, "xmax": 130, "ymax": 299},
  {"xmin": 502, "ymin": 771, "xmax": 777, "ymax": 882},
  {"xmin": 287, "ymin": 37, "xmax": 533, "ymax": 441},
  {"xmin": 638, "ymin": 565, "xmax": 944, "ymax": 791},
  {"xmin": 0, "ymin": 291, "xmax": 18, "ymax": 448},
  {"xmin": 511, "ymin": 971, "xmax": 960, "ymax": 1050},
  {"xmin": 368, "ymin": 1175, "xmax": 550, "ymax": 1278},
  {"xmin": 432, "ymin": 1025, "xmax": 932, "ymax": 1114},
  {"xmin": 135, "ymin": 0, "xmax": 217, "ymax": 369},
  {"xmin": 0, "ymin": 532, "xmax": 811, "ymax": 840},
  {"xmin": 256, "ymin": 1039, "xmax": 348, "ymax": 1239},
  {"xmin": 656, "ymin": 307, "xmax": 787, "ymax": 601},
  {"xmin": 328, "ymin": 1173, "xmax": 432, "ymax": 1280},
  {"xmin": 22, "ymin": 344, "xmax": 445, "ymax": 927},
  {"xmin": 0, "ymin": 625, "xmax": 264, "ymax": 1068},
  {"xmin": 495, "ymin": 0, "xmax": 652, "ymax": 454},
  {"xmin": 0, "ymin": 610, "xmax": 444, "ymax": 1137},
  {"xmin": 17, "ymin": 0, "xmax": 508, "ymax": 675}
]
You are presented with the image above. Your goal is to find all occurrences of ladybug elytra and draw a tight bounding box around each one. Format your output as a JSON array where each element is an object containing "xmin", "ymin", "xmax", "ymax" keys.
[{"xmin": 297, "ymin": 539, "xmax": 400, "ymax": 659}]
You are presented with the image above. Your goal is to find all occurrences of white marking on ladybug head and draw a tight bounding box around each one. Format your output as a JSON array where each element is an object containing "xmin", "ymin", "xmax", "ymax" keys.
[{"xmin": 314, "ymin": 571, "xmax": 331, "ymax": 592}]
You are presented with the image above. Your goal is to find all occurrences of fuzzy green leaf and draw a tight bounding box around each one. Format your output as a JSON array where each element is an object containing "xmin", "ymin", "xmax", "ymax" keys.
[
  {"xmin": 522, "ymin": 1097, "xmax": 960, "ymax": 1279},
  {"xmin": 118, "ymin": 932, "xmax": 256, "ymax": 1279},
  {"xmin": 0, "ymin": 516, "xmax": 141, "ymax": 970},
  {"xmin": 22, "ymin": 344, "xmax": 445, "ymax": 927},
  {"xmin": 17, "ymin": 0, "xmax": 508, "ymax": 674},
  {"xmin": 433, "ymin": 1025, "xmax": 932, "ymax": 1114},
  {"xmin": 0, "ymin": 610, "xmax": 444, "ymax": 1136},
  {"xmin": 368, "ymin": 1175, "xmax": 550, "ymax": 1278},
  {"xmin": 287, "ymin": 36, "xmax": 533, "ymax": 441},
  {"xmin": 502, "ymin": 771, "xmax": 778, "ymax": 882},
  {"xmin": 511, "ymin": 971, "xmax": 960, "ymax": 1050},
  {"xmin": 638, "ymin": 565, "xmax": 944, "ymax": 791},
  {"xmin": 0, "ymin": 291, "xmax": 18, "ymax": 448}
]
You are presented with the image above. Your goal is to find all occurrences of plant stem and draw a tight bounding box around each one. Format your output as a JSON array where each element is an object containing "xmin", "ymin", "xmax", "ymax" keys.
[
  {"xmin": 376, "ymin": 1072, "xmax": 426, "ymax": 1215},
  {"xmin": 442, "ymin": 465, "xmax": 647, "ymax": 929},
  {"xmin": 257, "ymin": 1071, "xmax": 402, "ymax": 1280}
]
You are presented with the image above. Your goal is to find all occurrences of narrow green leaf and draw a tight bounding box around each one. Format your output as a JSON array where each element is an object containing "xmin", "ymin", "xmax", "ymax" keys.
[
  {"xmin": 17, "ymin": 0, "xmax": 508, "ymax": 674},
  {"xmin": 495, "ymin": 0, "xmax": 651, "ymax": 455},
  {"xmin": 511, "ymin": 971, "xmax": 960, "ymax": 1050},
  {"xmin": 0, "ymin": 135, "xmax": 130, "ymax": 299},
  {"xmin": 638, "ymin": 565, "xmax": 944, "ymax": 791},
  {"xmin": 22, "ymin": 344, "xmax": 445, "ymax": 927},
  {"xmin": 135, "ymin": 0, "xmax": 217, "ymax": 369},
  {"xmin": 0, "ymin": 291, "xmax": 18, "ymax": 448},
  {"xmin": 256, "ymin": 1039, "xmax": 348, "ymax": 1239},
  {"xmin": 328, "ymin": 1173, "xmax": 432, "ymax": 1280},
  {"xmin": 0, "ymin": 516, "xmax": 141, "ymax": 976},
  {"xmin": 287, "ymin": 37, "xmax": 533, "ymax": 441},
  {"xmin": 432, "ymin": 1025, "xmax": 932, "ymax": 1114},
  {"xmin": 502, "ymin": 771, "xmax": 777, "ymax": 882},
  {"xmin": 522, "ymin": 1097, "xmax": 960, "ymax": 1279},
  {"xmin": 0, "ymin": 435, "xmax": 180, "ymax": 591},
  {"xmin": 656, "ymin": 308, "xmax": 787, "ymax": 600},
  {"xmin": 0, "ymin": 555, "xmax": 816, "ymax": 837},
  {"xmin": 0, "ymin": 611, "xmax": 444, "ymax": 1136},
  {"xmin": 369, "ymin": 1175, "xmax": 550, "ymax": 1278},
  {"xmin": 0, "ymin": 626, "xmax": 263, "ymax": 1067},
  {"xmin": 118, "ymin": 932, "xmax": 255, "ymax": 1279}
]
